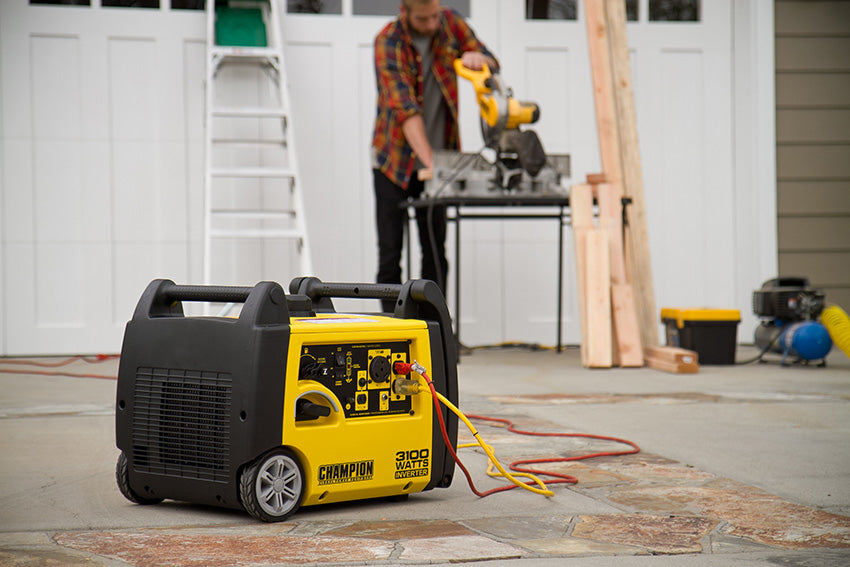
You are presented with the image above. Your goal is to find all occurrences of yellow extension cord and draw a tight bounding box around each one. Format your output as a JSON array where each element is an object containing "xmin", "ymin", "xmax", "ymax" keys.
[
  {"xmin": 431, "ymin": 388, "xmax": 555, "ymax": 497},
  {"xmin": 822, "ymin": 304, "xmax": 850, "ymax": 358}
]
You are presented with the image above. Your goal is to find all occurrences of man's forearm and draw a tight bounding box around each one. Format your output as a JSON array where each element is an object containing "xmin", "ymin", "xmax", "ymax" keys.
[{"xmin": 401, "ymin": 114, "xmax": 433, "ymax": 169}]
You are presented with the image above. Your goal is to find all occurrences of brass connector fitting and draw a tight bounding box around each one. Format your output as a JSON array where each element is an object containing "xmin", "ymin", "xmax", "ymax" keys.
[{"xmin": 393, "ymin": 378, "xmax": 421, "ymax": 396}]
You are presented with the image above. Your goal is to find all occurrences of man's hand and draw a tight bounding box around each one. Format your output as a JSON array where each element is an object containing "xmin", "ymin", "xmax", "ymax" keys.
[{"xmin": 461, "ymin": 51, "xmax": 495, "ymax": 71}]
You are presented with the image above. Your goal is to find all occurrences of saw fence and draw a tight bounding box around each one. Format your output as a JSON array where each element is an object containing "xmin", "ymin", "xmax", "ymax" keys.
[{"xmin": 573, "ymin": 0, "xmax": 698, "ymax": 372}]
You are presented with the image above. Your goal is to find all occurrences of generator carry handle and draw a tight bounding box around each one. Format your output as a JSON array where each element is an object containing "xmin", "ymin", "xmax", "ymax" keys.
[
  {"xmin": 289, "ymin": 277, "xmax": 401, "ymax": 309},
  {"xmin": 132, "ymin": 279, "xmax": 290, "ymax": 325},
  {"xmin": 288, "ymin": 278, "xmax": 402, "ymax": 298},
  {"xmin": 289, "ymin": 276, "xmax": 457, "ymax": 368},
  {"xmin": 289, "ymin": 277, "xmax": 451, "ymax": 324},
  {"xmin": 161, "ymin": 283, "xmax": 254, "ymax": 304}
]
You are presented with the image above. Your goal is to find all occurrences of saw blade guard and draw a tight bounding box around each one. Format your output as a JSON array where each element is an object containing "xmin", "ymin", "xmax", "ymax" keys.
[{"xmin": 454, "ymin": 59, "xmax": 539, "ymax": 141}]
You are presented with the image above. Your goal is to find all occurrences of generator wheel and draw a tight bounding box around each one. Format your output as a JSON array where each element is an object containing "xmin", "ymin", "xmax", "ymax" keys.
[
  {"xmin": 240, "ymin": 448, "xmax": 304, "ymax": 522},
  {"xmin": 116, "ymin": 452, "xmax": 163, "ymax": 505}
]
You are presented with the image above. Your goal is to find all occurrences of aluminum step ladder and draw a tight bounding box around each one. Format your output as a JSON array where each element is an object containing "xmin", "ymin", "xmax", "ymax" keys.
[{"xmin": 204, "ymin": 0, "xmax": 313, "ymax": 290}]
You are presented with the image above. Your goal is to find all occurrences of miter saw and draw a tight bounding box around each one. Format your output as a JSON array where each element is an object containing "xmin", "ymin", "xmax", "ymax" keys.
[{"xmin": 425, "ymin": 60, "xmax": 569, "ymax": 197}]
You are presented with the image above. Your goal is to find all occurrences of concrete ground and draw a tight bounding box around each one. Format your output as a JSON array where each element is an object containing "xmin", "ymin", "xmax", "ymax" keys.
[{"xmin": 1, "ymin": 344, "xmax": 849, "ymax": 566}]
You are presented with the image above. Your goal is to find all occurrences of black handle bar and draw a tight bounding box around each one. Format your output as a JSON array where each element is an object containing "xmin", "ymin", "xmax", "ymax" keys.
[
  {"xmin": 289, "ymin": 277, "xmax": 402, "ymax": 302},
  {"xmin": 133, "ymin": 279, "xmax": 288, "ymax": 324},
  {"xmin": 161, "ymin": 284, "xmax": 255, "ymax": 304}
]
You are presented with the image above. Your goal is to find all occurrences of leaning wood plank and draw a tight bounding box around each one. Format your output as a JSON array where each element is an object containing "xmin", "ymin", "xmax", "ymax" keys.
[
  {"xmin": 571, "ymin": 183, "xmax": 596, "ymax": 232},
  {"xmin": 645, "ymin": 354, "xmax": 699, "ymax": 374},
  {"xmin": 611, "ymin": 283, "xmax": 644, "ymax": 366},
  {"xmin": 645, "ymin": 345, "xmax": 699, "ymax": 366},
  {"xmin": 598, "ymin": 183, "xmax": 643, "ymax": 367},
  {"xmin": 604, "ymin": 0, "xmax": 658, "ymax": 349},
  {"xmin": 571, "ymin": 184, "xmax": 595, "ymax": 367},
  {"xmin": 584, "ymin": 0, "xmax": 623, "ymax": 191},
  {"xmin": 596, "ymin": 183, "xmax": 626, "ymax": 285},
  {"xmin": 585, "ymin": 229, "xmax": 612, "ymax": 368},
  {"xmin": 596, "ymin": 182, "xmax": 623, "ymax": 366}
]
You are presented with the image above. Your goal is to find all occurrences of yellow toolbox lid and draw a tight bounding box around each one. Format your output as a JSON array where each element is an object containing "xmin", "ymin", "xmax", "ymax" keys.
[{"xmin": 661, "ymin": 307, "xmax": 741, "ymax": 328}]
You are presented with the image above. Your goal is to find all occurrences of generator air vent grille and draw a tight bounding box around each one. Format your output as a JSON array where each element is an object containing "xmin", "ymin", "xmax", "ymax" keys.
[{"xmin": 132, "ymin": 367, "xmax": 232, "ymax": 482}]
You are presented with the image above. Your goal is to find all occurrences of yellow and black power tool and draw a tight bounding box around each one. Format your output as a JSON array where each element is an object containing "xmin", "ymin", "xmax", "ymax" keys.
[
  {"xmin": 454, "ymin": 59, "xmax": 540, "ymax": 143},
  {"xmin": 454, "ymin": 60, "xmax": 550, "ymax": 187},
  {"xmin": 115, "ymin": 277, "xmax": 458, "ymax": 522}
]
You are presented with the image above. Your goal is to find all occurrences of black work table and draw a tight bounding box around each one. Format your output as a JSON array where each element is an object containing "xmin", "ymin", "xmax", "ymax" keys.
[{"xmin": 404, "ymin": 194, "xmax": 571, "ymax": 351}]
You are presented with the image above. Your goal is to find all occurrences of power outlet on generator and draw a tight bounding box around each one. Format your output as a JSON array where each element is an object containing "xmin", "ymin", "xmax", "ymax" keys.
[
  {"xmin": 299, "ymin": 341, "xmax": 412, "ymax": 418},
  {"xmin": 391, "ymin": 351, "xmax": 408, "ymax": 401}
]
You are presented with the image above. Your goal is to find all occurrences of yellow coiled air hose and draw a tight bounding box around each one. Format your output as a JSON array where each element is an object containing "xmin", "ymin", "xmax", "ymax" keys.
[{"xmin": 822, "ymin": 304, "xmax": 850, "ymax": 358}]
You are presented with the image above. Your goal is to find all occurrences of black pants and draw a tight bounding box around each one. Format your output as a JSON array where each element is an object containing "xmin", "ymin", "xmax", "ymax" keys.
[{"xmin": 374, "ymin": 169, "xmax": 448, "ymax": 312}]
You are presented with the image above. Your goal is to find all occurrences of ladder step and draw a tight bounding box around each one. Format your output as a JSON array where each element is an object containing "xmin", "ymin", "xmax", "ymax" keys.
[
  {"xmin": 212, "ymin": 137, "xmax": 287, "ymax": 146},
  {"xmin": 211, "ymin": 210, "xmax": 295, "ymax": 220},
  {"xmin": 210, "ymin": 228, "xmax": 305, "ymax": 239},
  {"xmin": 211, "ymin": 46, "xmax": 280, "ymax": 59},
  {"xmin": 212, "ymin": 107, "xmax": 288, "ymax": 118},
  {"xmin": 211, "ymin": 167, "xmax": 294, "ymax": 178}
]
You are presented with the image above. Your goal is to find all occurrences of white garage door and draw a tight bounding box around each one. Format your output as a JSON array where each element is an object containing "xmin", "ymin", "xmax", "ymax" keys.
[
  {"xmin": 1, "ymin": 0, "xmax": 774, "ymax": 355},
  {"xmin": 1, "ymin": 0, "xmax": 206, "ymax": 354}
]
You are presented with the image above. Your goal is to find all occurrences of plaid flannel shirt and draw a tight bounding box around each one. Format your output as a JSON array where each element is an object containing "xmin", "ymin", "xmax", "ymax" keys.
[{"xmin": 372, "ymin": 8, "xmax": 498, "ymax": 189}]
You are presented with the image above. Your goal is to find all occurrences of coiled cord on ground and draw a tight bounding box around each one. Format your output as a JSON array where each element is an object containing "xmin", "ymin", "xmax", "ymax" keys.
[{"xmin": 399, "ymin": 360, "xmax": 640, "ymax": 498}]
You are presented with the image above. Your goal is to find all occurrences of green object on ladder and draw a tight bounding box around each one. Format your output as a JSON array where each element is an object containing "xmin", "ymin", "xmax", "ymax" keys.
[{"xmin": 215, "ymin": 6, "xmax": 267, "ymax": 47}]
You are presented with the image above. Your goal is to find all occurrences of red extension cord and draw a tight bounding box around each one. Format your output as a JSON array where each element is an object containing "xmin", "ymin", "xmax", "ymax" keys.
[
  {"xmin": 0, "ymin": 354, "xmax": 119, "ymax": 380},
  {"xmin": 415, "ymin": 366, "xmax": 640, "ymax": 497}
]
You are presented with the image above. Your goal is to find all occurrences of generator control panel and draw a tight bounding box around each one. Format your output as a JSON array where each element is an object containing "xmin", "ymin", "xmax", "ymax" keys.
[{"xmin": 298, "ymin": 341, "xmax": 412, "ymax": 418}]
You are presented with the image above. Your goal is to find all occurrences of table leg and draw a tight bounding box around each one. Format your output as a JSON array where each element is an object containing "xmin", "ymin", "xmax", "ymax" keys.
[{"xmin": 557, "ymin": 206, "xmax": 565, "ymax": 352}]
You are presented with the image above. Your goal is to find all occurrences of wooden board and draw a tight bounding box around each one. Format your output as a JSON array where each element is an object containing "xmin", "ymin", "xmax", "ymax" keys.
[
  {"xmin": 570, "ymin": 184, "xmax": 595, "ymax": 367},
  {"xmin": 604, "ymin": 0, "xmax": 658, "ymax": 349},
  {"xmin": 585, "ymin": 229, "xmax": 612, "ymax": 368},
  {"xmin": 583, "ymin": 0, "xmax": 623, "ymax": 190},
  {"xmin": 611, "ymin": 283, "xmax": 644, "ymax": 366},
  {"xmin": 597, "ymin": 183, "xmax": 643, "ymax": 367},
  {"xmin": 596, "ymin": 183, "xmax": 626, "ymax": 285},
  {"xmin": 645, "ymin": 345, "xmax": 699, "ymax": 366},
  {"xmin": 586, "ymin": 172, "xmax": 607, "ymax": 185},
  {"xmin": 645, "ymin": 355, "xmax": 699, "ymax": 374}
]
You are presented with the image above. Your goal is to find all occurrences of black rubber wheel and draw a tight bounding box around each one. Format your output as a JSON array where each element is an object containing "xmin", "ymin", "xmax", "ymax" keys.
[
  {"xmin": 239, "ymin": 448, "xmax": 304, "ymax": 522},
  {"xmin": 116, "ymin": 451, "xmax": 163, "ymax": 505}
]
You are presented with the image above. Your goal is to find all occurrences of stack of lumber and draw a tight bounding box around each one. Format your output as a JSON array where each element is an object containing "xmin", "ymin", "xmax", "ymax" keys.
[
  {"xmin": 572, "ymin": 178, "xmax": 643, "ymax": 368},
  {"xmin": 576, "ymin": 0, "xmax": 697, "ymax": 373}
]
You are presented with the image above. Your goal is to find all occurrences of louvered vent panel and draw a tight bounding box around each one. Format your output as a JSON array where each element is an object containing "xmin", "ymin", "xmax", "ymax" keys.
[{"xmin": 132, "ymin": 368, "xmax": 232, "ymax": 482}]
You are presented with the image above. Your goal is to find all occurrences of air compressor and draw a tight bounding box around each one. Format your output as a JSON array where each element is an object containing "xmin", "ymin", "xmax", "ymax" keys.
[
  {"xmin": 752, "ymin": 277, "xmax": 832, "ymax": 365},
  {"xmin": 115, "ymin": 277, "xmax": 458, "ymax": 522}
]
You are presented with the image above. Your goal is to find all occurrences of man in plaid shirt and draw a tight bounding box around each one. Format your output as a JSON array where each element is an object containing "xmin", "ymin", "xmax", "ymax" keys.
[{"xmin": 372, "ymin": 0, "xmax": 498, "ymax": 311}]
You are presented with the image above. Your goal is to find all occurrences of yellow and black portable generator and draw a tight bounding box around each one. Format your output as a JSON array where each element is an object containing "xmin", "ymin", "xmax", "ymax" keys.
[{"xmin": 115, "ymin": 277, "xmax": 458, "ymax": 522}]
